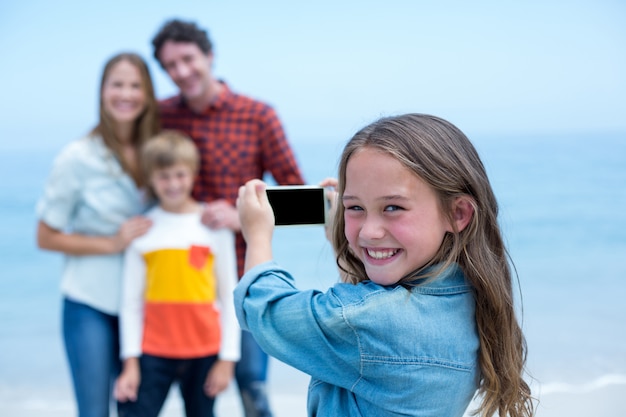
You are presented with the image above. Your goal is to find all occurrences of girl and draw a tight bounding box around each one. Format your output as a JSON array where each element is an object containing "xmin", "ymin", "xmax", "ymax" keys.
[
  {"xmin": 36, "ymin": 52, "xmax": 160, "ymax": 417},
  {"xmin": 235, "ymin": 113, "xmax": 534, "ymax": 416}
]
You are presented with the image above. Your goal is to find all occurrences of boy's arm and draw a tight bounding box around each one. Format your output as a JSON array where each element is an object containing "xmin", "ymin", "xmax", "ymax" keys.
[
  {"xmin": 202, "ymin": 227, "xmax": 241, "ymax": 398},
  {"xmin": 115, "ymin": 243, "xmax": 147, "ymax": 402},
  {"xmin": 213, "ymin": 228, "xmax": 241, "ymax": 362},
  {"xmin": 119, "ymin": 242, "xmax": 147, "ymax": 361},
  {"xmin": 203, "ymin": 359, "xmax": 235, "ymax": 397},
  {"xmin": 114, "ymin": 357, "xmax": 141, "ymax": 402}
]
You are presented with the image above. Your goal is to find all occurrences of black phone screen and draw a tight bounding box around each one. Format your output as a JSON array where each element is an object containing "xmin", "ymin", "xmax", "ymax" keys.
[{"xmin": 266, "ymin": 187, "xmax": 326, "ymax": 226}]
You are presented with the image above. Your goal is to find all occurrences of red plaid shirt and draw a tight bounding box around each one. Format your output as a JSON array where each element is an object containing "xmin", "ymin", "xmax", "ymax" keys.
[{"xmin": 159, "ymin": 81, "xmax": 305, "ymax": 276}]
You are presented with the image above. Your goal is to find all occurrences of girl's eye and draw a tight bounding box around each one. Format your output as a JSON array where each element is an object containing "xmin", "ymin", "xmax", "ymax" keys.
[
  {"xmin": 384, "ymin": 205, "xmax": 403, "ymax": 212},
  {"xmin": 345, "ymin": 205, "xmax": 363, "ymax": 211}
]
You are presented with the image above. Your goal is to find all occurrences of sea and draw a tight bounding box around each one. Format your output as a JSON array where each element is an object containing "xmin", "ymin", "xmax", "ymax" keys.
[{"xmin": 1, "ymin": 132, "xmax": 625, "ymax": 415}]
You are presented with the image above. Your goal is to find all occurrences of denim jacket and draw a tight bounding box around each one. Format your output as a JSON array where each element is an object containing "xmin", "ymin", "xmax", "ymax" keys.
[{"xmin": 234, "ymin": 261, "xmax": 479, "ymax": 416}]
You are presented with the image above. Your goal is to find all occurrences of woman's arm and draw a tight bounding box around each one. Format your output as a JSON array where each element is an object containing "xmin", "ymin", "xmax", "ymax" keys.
[{"xmin": 37, "ymin": 217, "xmax": 152, "ymax": 256}]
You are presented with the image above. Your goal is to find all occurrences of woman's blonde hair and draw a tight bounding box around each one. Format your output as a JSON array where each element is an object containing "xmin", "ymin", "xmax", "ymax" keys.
[
  {"xmin": 92, "ymin": 52, "xmax": 160, "ymax": 186},
  {"xmin": 332, "ymin": 113, "xmax": 534, "ymax": 417}
]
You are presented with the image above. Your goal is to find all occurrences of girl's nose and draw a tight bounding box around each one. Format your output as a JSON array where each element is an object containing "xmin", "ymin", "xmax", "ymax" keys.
[{"xmin": 359, "ymin": 215, "xmax": 385, "ymax": 240}]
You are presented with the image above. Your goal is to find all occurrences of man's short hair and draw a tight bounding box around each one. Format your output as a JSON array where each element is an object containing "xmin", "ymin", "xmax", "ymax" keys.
[{"xmin": 152, "ymin": 19, "xmax": 213, "ymax": 66}]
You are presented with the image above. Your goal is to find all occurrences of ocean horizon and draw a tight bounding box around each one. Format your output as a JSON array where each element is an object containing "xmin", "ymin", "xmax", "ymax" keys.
[{"xmin": 1, "ymin": 131, "xmax": 625, "ymax": 416}]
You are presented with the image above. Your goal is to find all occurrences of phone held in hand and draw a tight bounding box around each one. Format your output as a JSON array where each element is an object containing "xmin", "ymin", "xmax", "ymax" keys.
[{"xmin": 265, "ymin": 185, "xmax": 327, "ymax": 226}]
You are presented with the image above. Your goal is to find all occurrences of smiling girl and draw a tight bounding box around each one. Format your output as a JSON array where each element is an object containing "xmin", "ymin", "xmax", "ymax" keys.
[{"xmin": 235, "ymin": 113, "xmax": 534, "ymax": 416}]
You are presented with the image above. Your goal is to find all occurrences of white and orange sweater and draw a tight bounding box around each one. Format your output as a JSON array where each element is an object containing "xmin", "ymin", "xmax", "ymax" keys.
[{"xmin": 119, "ymin": 206, "xmax": 240, "ymax": 361}]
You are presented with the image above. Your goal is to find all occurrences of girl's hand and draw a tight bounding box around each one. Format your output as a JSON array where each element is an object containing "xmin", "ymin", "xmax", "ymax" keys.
[
  {"xmin": 237, "ymin": 179, "xmax": 274, "ymax": 271},
  {"xmin": 237, "ymin": 179, "xmax": 274, "ymax": 246},
  {"xmin": 319, "ymin": 178, "xmax": 339, "ymax": 243}
]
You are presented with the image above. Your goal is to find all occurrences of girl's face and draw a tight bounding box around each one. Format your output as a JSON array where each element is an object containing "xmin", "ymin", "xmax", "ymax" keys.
[
  {"xmin": 343, "ymin": 148, "xmax": 452, "ymax": 285},
  {"xmin": 150, "ymin": 162, "xmax": 195, "ymax": 213},
  {"xmin": 102, "ymin": 60, "xmax": 146, "ymax": 126}
]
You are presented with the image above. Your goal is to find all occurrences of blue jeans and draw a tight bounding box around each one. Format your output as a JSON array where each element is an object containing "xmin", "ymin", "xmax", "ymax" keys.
[
  {"xmin": 235, "ymin": 330, "xmax": 273, "ymax": 417},
  {"xmin": 63, "ymin": 297, "xmax": 120, "ymax": 417},
  {"xmin": 117, "ymin": 354, "xmax": 217, "ymax": 417}
]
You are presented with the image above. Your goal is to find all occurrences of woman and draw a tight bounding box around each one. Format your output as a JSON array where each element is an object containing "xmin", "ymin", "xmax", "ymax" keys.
[{"xmin": 36, "ymin": 52, "xmax": 160, "ymax": 417}]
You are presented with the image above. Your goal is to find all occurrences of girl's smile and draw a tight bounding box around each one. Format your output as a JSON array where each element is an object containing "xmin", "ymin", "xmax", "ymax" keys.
[
  {"xmin": 343, "ymin": 147, "xmax": 452, "ymax": 286},
  {"xmin": 365, "ymin": 248, "xmax": 400, "ymax": 261}
]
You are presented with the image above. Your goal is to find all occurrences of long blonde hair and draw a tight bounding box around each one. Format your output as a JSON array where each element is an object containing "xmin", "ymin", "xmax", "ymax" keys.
[
  {"xmin": 332, "ymin": 113, "xmax": 534, "ymax": 417},
  {"xmin": 92, "ymin": 52, "xmax": 160, "ymax": 186}
]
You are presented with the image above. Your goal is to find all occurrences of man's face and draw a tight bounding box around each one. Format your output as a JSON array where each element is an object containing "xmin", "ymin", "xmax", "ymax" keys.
[{"xmin": 158, "ymin": 41, "xmax": 212, "ymax": 103}]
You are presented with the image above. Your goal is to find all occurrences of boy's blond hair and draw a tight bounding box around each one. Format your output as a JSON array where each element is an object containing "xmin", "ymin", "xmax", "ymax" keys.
[{"xmin": 141, "ymin": 130, "xmax": 200, "ymax": 199}]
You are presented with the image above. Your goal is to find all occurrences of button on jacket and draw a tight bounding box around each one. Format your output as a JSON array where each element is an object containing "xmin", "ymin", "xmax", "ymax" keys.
[{"xmin": 234, "ymin": 261, "xmax": 479, "ymax": 416}]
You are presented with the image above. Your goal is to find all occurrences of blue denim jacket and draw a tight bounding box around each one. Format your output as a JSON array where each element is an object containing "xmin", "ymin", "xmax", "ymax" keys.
[{"xmin": 234, "ymin": 261, "xmax": 479, "ymax": 416}]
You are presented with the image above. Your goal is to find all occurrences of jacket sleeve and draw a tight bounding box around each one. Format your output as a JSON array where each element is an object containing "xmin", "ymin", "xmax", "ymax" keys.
[
  {"xmin": 213, "ymin": 229, "xmax": 241, "ymax": 362},
  {"xmin": 234, "ymin": 261, "xmax": 361, "ymax": 389},
  {"xmin": 36, "ymin": 143, "xmax": 82, "ymax": 230},
  {"xmin": 119, "ymin": 243, "xmax": 146, "ymax": 359}
]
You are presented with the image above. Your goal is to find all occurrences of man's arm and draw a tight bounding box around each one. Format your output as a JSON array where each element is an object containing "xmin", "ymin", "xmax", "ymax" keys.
[{"xmin": 259, "ymin": 106, "xmax": 305, "ymax": 185}]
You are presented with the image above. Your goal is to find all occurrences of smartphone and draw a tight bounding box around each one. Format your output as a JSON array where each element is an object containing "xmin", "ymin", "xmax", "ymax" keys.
[{"xmin": 265, "ymin": 185, "xmax": 327, "ymax": 226}]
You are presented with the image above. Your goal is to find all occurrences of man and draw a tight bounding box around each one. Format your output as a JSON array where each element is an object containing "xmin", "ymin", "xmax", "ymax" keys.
[{"xmin": 151, "ymin": 19, "xmax": 305, "ymax": 417}]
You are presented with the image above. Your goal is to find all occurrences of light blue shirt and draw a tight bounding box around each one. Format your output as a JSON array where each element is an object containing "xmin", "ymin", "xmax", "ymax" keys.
[
  {"xmin": 235, "ymin": 261, "xmax": 479, "ymax": 416},
  {"xmin": 37, "ymin": 135, "xmax": 145, "ymax": 315}
]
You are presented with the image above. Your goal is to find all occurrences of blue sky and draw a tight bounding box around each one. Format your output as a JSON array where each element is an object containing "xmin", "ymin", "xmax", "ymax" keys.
[{"xmin": 0, "ymin": 0, "xmax": 624, "ymax": 151}]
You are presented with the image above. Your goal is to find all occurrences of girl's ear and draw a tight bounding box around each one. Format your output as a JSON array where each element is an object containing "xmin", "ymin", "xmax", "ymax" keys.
[{"xmin": 449, "ymin": 196, "xmax": 474, "ymax": 233}]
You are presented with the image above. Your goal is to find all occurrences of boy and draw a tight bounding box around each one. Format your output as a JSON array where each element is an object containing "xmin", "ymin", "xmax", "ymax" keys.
[{"xmin": 115, "ymin": 131, "xmax": 240, "ymax": 417}]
